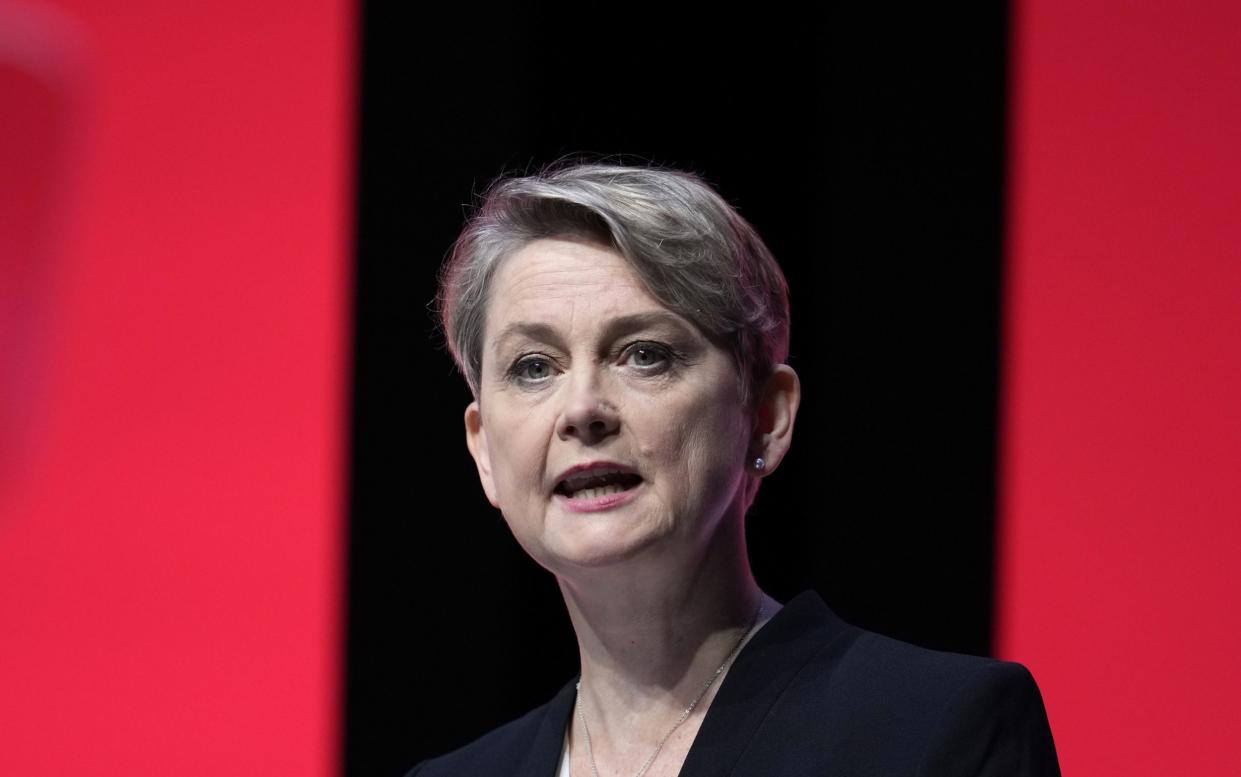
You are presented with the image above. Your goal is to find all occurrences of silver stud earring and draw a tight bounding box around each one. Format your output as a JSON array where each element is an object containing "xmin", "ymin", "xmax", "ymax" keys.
[{"xmin": 753, "ymin": 457, "xmax": 766, "ymax": 472}]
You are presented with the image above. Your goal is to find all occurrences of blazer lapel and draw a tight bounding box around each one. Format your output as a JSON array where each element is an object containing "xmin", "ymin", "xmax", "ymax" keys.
[
  {"xmin": 517, "ymin": 592, "xmax": 847, "ymax": 777},
  {"xmin": 678, "ymin": 592, "xmax": 848, "ymax": 777},
  {"xmin": 515, "ymin": 676, "xmax": 578, "ymax": 777}
]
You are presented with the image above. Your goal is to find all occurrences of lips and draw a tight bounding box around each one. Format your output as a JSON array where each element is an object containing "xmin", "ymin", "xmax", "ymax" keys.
[{"xmin": 553, "ymin": 463, "xmax": 643, "ymax": 499}]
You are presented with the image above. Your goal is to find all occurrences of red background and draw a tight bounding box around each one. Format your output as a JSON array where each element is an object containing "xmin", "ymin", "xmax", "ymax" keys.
[
  {"xmin": 5, "ymin": 0, "xmax": 1239, "ymax": 773},
  {"xmin": 0, "ymin": 1, "xmax": 354, "ymax": 774},
  {"xmin": 999, "ymin": 1, "xmax": 1241, "ymax": 774}
]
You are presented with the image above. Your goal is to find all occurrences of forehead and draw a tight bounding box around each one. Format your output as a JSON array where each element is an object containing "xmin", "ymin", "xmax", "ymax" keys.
[{"xmin": 485, "ymin": 238, "xmax": 667, "ymax": 333}]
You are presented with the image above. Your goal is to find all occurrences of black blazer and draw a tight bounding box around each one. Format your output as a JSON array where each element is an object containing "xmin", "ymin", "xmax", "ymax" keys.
[{"xmin": 408, "ymin": 591, "xmax": 1060, "ymax": 776}]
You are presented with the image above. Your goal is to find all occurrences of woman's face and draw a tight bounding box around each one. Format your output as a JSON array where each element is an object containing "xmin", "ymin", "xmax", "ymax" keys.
[{"xmin": 464, "ymin": 237, "xmax": 754, "ymax": 574}]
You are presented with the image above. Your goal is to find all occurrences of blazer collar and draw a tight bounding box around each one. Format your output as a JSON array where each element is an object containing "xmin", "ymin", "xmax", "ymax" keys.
[
  {"xmin": 679, "ymin": 590, "xmax": 848, "ymax": 777},
  {"xmin": 514, "ymin": 590, "xmax": 848, "ymax": 777},
  {"xmin": 515, "ymin": 677, "xmax": 578, "ymax": 777}
]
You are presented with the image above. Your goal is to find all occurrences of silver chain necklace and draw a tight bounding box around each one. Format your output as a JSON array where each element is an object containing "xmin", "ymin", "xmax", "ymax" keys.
[{"xmin": 573, "ymin": 600, "xmax": 765, "ymax": 777}]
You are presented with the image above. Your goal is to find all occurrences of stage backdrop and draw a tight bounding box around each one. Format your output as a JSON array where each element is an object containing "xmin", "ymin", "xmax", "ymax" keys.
[
  {"xmin": 999, "ymin": 1, "xmax": 1241, "ymax": 775},
  {"xmin": 0, "ymin": 1, "xmax": 354, "ymax": 775}
]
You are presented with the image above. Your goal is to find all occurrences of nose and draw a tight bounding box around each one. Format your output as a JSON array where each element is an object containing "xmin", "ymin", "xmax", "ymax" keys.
[{"xmin": 556, "ymin": 369, "xmax": 620, "ymax": 445}]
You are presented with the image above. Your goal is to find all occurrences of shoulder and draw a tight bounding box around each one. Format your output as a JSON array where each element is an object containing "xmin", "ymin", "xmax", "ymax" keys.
[
  {"xmin": 766, "ymin": 594, "xmax": 1048, "ymax": 721},
  {"xmin": 404, "ymin": 681, "xmax": 573, "ymax": 777},
  {"xmin": 790, "ymin": 624, "xmax": 1059, "ymax": 776},
  {"xmin": 739, "ymin": 594, "xmax": 1058, "ymax": 775},
  {"xmin": 828, "ymin": 627, "xmax": 1038, "ymax": 711}
]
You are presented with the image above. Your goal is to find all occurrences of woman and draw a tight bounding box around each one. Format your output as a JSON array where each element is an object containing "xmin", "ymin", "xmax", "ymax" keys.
[{"xmin": 410, "ymin": 163, "xmax": 1059, "ymax": 777}]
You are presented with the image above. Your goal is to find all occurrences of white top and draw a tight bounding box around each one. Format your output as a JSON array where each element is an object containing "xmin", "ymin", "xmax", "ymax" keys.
[{"xmin": 556, "ymin": 730, "xmax": 571, "ymax": 777}]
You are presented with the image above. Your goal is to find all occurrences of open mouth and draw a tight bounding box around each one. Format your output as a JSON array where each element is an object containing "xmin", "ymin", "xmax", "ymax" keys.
[{"xmin": 554, "ymin": 468, "xmax": 643, "ymax": 500}]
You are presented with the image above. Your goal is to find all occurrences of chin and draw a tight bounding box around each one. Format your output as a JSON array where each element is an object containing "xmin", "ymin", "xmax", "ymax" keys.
[{"xmin": 541, "ymin": 523, "xmax": 668, "ymax": 572}]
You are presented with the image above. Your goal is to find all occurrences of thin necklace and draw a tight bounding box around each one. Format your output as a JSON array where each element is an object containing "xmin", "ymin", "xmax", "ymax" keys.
[{"xmin": 573, "ymin": 599, "xmax": 765, "ymax": 777}]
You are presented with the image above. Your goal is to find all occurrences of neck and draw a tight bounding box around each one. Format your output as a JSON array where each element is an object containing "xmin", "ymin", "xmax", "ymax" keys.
[{"xmin": 557, "ymin": 507, "xmax": 770, "ymax": 723}]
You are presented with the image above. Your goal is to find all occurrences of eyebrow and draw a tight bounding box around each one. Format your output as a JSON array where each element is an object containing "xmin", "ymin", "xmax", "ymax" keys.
[
  {"xmin": 492, "ymin": 321, "xmax": 564, "ymax": 354},
  {"xmin": 491, "ymin": 311, "xmax": 697, "ymax": 353}
]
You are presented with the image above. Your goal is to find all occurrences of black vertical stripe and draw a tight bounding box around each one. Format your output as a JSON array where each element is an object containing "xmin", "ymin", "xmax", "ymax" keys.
[{"xmin": 346, "ymin": 5, "xmax": 1009, "ymax": 775}]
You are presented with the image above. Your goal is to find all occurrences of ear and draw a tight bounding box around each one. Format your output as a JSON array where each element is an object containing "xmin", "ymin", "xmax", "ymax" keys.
[
  {"xmin": 750, "ymin": 364, "xmax": 801, "ymax": 476},
  {"xmin": 464, "ymin": 401, "xmax": 499, "ymax": 507}
]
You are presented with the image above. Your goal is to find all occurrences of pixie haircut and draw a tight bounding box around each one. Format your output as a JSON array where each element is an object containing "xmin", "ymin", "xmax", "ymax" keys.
[{"xmin": 438, "ymin": 163, "xmax": 790, "ymax": 402}]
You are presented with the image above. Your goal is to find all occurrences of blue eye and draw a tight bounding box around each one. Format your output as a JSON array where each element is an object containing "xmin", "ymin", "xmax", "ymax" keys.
[
  {"xmin": 624, "ymin": 343, "xmax": 673, "ymax": 372},
  {"xmin": 510, "ymin": 355, "xmax": 556, "ymax": 384}
]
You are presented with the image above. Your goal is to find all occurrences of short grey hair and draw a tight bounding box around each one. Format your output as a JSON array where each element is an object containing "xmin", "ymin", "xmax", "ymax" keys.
[{"xmin": 437, "ymin": 162, "xmax": 790, "ymax": 402}]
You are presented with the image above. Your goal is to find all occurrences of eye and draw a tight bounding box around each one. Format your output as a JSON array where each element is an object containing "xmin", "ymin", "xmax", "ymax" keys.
[
  {"xmin": 622, "ymin": 342, "xmax": 674, "ymax": 373},
  {"xmin": 507, "ymin": 354, "xmax": 558, "ymax": 385}
]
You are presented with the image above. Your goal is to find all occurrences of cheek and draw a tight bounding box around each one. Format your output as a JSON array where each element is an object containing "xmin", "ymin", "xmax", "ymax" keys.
[
  {"xmin": 484, "ymin": 406, "xmax": 550, "ymax": 507},
  {"xmin": 647, "ymin": 395, "xmax": 748, "ymax": 506},
  {"xmin": 690, "ymin": 414, "xmax": 747, "ymax": 485}
]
